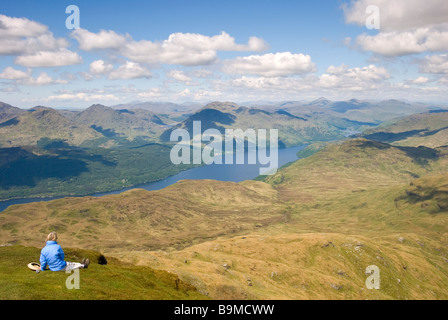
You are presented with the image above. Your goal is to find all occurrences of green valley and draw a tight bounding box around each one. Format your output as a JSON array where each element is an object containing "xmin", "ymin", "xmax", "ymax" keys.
[{"xmin": 2, "ymin": 132, "xmax": 448, "ymax": 299}]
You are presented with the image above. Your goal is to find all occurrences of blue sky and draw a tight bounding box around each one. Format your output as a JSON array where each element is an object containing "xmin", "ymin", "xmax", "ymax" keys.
[{"xmin": 0, "ymin": 0, "xmax": 447, "ymax": 108}]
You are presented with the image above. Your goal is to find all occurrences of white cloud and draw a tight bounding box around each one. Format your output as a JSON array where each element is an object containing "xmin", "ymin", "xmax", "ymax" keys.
[
  {"xmin": 0, "ymin": 14, "xmax": 75, "ymax": 68},
  {"xmin": 344, "ymin": 0, "xmax": 448, "ymax": 57},
  {"xmin": 438, "ymin": 77, "xmax": 448, "ymax": 85},
  {"xmin": 419, "ymin": 54, "xmax": 448, "ymax": 74},
  {"xmin": 408, "ymin": 76, "xmax": 429, "ymax": 84},
  {"xmin": 19, "ymin": 72, "xmax": 68, "ymax": 86},
  {"xmin": 70, "ymin": 29, "xmax": 129, "ymax": 51},
  {"xmin": 230, "ymin": 76, "xmax": 312, "ymax": 91},
  {"xmin": 137, "ymin": 88, "xmax": 165, "ymax": 98},
  {"xmin": 15, "ymin": 49, "xmax": 82, "ymax": 67},
  {"xmin": 0, "ymin": 86, "xmax": 20, "ymax": 93},
  {"xmin": 224, "ymin": 52, "xmax": 316, "ymax": 77},
  {"xmin": 319, "ymin": 64, "xmax": 390, "ymax": 89},
  {"xmin": 159, "ymin": 31, "xmax": 267, "ymax": 52},
  {"xmin": 343, "ymin": 0, "xmax": 448, "ymax": 31},
  {"xmin": 0, "ymin": 14, "xmax": 48, "ymax": 38},
  {"xmin": 223, "ymin": 64, "xmax": 390, "ymax": 95},
  {"xmin": 192, "ymin": 69, "xmax": 215, "ymax": 78},
  {"xmin": 89, "ymin": 60, "xmax": 114, "ymax": 75},
  {"xmin": 356, "ymin": 26, "xmax": 448, "ymax": 56},
  {"xmin": 47, "ymin": 92, "xmax": 119, "ymax": 102},
  {"xmin": 72, "ymin": 29, "xmax": 268, "ymax": 66},
  {"xmin": 0, "ymin": 33, "xmax": 69, "ymax": 55},
  {"xmin": 166, "ymin": 70, "xmax": 192, "ymax": 82},
  {"xmin": 0, "ymin": 67, "xmax": 31, "ymax": 80},
  {"xmin": 125, "ymin": 39, "xmax": 218, "ymax": 66},
  {"xmin": 108, "ymin": 61, "xmax": 152, "ymax": 80}
]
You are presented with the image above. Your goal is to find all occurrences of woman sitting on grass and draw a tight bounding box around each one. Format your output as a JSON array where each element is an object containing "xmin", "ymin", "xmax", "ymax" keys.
[{"xmin": 39, "ymin": 232, "xmax": 89, "ymax": 272}]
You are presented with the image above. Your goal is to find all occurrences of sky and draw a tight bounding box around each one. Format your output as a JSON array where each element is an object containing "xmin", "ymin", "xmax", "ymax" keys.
[{"xmin": 0, "ymin": 0, "xmax": 447, "ymax": 109}]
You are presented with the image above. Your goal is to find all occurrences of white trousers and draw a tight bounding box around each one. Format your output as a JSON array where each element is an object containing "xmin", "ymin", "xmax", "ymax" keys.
[{"xmin": 63, "ymin": 261, "xmax": 84, "ymax": 271}]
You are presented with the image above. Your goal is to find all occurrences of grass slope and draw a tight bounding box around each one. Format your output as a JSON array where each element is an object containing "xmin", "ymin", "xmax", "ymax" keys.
[
  {"xmin": 0, "ymin": 108, "xmax": 104, "ymax": 148},
  {"xmin": 0, "ymin": 180, "xmax": 285, "ymax": 252},
  {"xmin": 0, "ymin": 245, "xmax": 205, "ymax": 300},
  {"xmin": 133, "ymin": 172, "xmax": 448, "ymax": 300},
  {"xmin": 263, "ymin": 138, "xmax": 448, "ymax": 203},
  {"xmin": 2, "ymin": 138, "xmax": 448, "ymax": 300},
  {"xmin": 73, "ymin": 104, "xmax": 170, "ymax": 142},
  {"xmin": 362, "ymin": 111, "xmax": 448, "ymax": 148}
]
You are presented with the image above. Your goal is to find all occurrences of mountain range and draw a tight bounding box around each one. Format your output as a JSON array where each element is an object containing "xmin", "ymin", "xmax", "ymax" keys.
[
  {"xmin": 1, "ymin": 98, "xmax": 445, "ymax": 149},
  {"xmin": 160, "ymin": 101, "xmax": 377, "ymax": 147}
]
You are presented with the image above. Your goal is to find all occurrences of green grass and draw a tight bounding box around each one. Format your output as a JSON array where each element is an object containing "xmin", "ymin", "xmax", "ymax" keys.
[
  {"xmin": 361, "ymin": 111, "xmax": 448, "ymax": 148},
  {"xmin": 0, "ymin": 245, "xmax": 207, "ymax": 300},
  {"xmin": 2, "ymin": 138, "xmax": 448, "ymax": 300}
]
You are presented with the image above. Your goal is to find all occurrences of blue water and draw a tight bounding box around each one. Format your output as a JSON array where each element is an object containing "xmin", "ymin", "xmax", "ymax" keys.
[{"xmin": 0, "ymin": 145, "xmax": 306, "ymax": 212}]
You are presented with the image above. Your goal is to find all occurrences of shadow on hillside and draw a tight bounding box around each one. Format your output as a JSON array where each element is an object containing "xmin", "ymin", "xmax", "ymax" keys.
[
  {"xmin": 160, "ymin": 109, "xmax": 236, "ymax": 142},
  {"xmin": 357, "ymin": 140, "xmax": 438, "ymax": 165},
  {"xmin": 0, "ymin": 147, "xmax": 114, "ymax": 188},
  {"xmin": 364, "ymin": 126, "xmax": 448, "ymax": 144},
  {"xmin": 363, "ymin": 130, "xmax": 425, "ymax": 143}
]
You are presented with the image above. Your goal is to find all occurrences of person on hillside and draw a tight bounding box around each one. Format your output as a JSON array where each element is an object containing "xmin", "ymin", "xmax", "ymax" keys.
[{"xmin": 38, "ymin": 232, "xmax": 90, "ymax": 272}]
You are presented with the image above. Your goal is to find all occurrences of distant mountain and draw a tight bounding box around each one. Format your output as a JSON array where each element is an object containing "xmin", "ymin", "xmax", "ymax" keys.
[
  {"xmin": 266, "ymin": 99, "xmax": 444, "ymax": 124},
  {"xmin": 328, "ymin": 99, "xmax": 372, "ymax": 113},
  {"xmin": 304, "ymin": 97, "xmax": 332, "ymax": 108},
  {"xmin": 160, "ymin": 101, "xmax": 354, "ymax": 147},
  {"xmin": 73, "ymin": 104, "xmax": 170, "ymax": 141},
  {"xmin": 111, "ymin": 101, "xmax": 201, "ymax": 114},
  {"xmin": 0, "ymin": 101, "xmax": 25, "ymax": 123},
  {"xmin": 0, "ymin": 107, "xmax": 104, "ymax": 147}
]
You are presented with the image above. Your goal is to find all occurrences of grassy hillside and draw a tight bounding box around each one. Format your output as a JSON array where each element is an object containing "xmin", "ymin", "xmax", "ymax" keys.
[
  {"xmin": 73, "ymin": 104, "xmax": 170, "ymax": 142},
  {"xmin": 132, "ymin": 142, "xmax": 448, "ymax": 300},
  {"xmin": 262, "ymin": 138, "xmax": 448, "ymax": 203},
  {"xmin": 0, "ymin": 107, "xmax": 104, "ymax": 148},
  {"xmin": 0, "ymin": 180, "xmax": 285, "ymax": 252},
  {"xmin": 362, "ymin": 111, "xmax": 448, "ymax": 148},
  {"xmin": 111, "ymin": 171, "xmax": 448, "ymax": 300},
  {"xmin": 0, "ymin": 102, "xmax": 24, "ymax": 123},
  {"xmin": 2, "ymin": 138, "xmax": 448, "ymax": 299},
  {"xmin": 0, "ymin": 245, "xmax": 206, "ymax": 300}
]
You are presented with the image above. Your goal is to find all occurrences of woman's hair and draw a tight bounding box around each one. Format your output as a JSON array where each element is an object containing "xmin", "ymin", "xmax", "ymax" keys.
[{"xmin": 46, "ymin": 232, "xmax": 58, "ymax": 242}]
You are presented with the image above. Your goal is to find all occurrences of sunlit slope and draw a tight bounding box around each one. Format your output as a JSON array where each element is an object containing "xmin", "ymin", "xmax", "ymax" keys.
[
  {"xmin": 140, "ymin": 232, "xmax": 448, "ymax": 300},
  {"xmin": 0, "ymin": 180, "xmax": 285, "ymax": 252},
  {"xmin": 0, "ymin": 107, "xmax": 104, "ymax": 147},
  {"xmin": 362, "ymin": 111, "xmax": 448, "ymax": 148},
  {"xmin": 0, "ymin": 245, "xmax": 206, "ymax": 300},
  {"xmin": 2, "ymin": 138, "xmax": 448, "ymax": 300},
  {"xmin": 73, "ymin": 104, "xmax": 169, "ymax": 142},
  {"xmin": 263, "ymin": 138, "xmax": 448, "ymax": 202},
  {"xmin": 135, "ymin": 171, "xmax": 448, "ymax": 300}
]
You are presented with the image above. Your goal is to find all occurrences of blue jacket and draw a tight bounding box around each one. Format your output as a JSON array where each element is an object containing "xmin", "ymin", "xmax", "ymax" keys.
[{"xmin": 39, "ymin": 241, "xmax": 67, "ymax": 271}]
